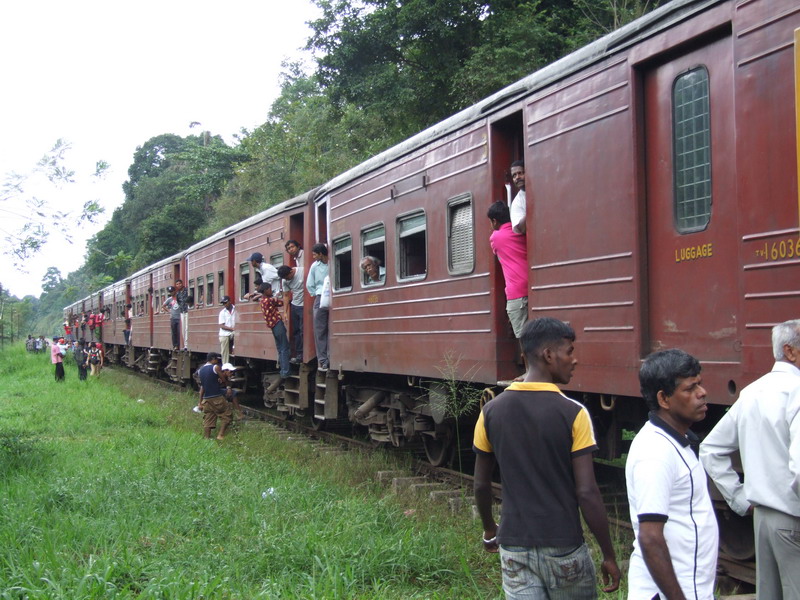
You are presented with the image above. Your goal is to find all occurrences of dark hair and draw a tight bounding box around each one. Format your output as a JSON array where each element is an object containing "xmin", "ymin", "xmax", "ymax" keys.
[
  {"xmin": 487, "ymin": 201, "xmax": 511, "ymax": 224},
  {"xmin": 176, "ymin": 279, "xmax": 183, "ymax": 284},
  {"xmin": 519, "ymin": 317, "xmax": 575, "ymax": 358},
  {"xmin": 639, "ymin": 349, "xmax": 702, "ymax": 412},
  {"xmin": 277, "ymin": 265, "xmax": 292, "ymax": 279},
  {"xmin": 285, "ymin": 239, "xmax": 301, "ymax": 249},
  {"xmin": 167, "ymin": 286, "xmax": 175, "ymax": 294},
  {"xmin": 511, "ymin": 160, "xmax": 525, "ymax": 169},
  {"xmin": 206, "ymin": 352, "xmax": 221, "ymax": 362},
  {"xmin": 311, "ymin": 243, "xmax": 328, "ymax": 256},
  {"xmin": 258, "ymin": 282, "xmax": 272, "ymax": 293}
]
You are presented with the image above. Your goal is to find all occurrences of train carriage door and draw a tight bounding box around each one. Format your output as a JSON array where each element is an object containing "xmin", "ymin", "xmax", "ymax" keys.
[{"xmin": 644, "ymin": 35, "xmax": 740, "ymax": 364}]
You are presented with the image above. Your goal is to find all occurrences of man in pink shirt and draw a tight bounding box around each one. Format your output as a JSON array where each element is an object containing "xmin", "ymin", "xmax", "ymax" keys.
[
  {"xmin": 51, "ymin": 336, "xmax": 66, "ymax": 382},
  {"xmin": 488, "ymin": 201, "xmax": 529, "ymax": 342}
]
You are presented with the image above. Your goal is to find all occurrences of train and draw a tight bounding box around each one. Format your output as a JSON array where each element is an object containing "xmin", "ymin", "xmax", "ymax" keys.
[{"xmin": 65, "ymin": 0, "xmax": 798, "ymax": 564}]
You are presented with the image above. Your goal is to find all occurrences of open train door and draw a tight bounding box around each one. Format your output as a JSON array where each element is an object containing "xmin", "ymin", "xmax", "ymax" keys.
[{"xmin": 643, "ymin": 33, "xmax": 741, "ymax": 396}]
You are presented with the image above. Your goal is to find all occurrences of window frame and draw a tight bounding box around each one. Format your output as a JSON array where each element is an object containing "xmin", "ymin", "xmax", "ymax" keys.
[
  {"xmin": 446, "ymin": 192, "xmax": 475, "ymax": 276},
  {"xmin": 396, "ymin": 210, "xmax": 428, "ymax": 282},
  {"xmin": 360, "ymin": 223, "xmax": 386, "ymax": 287},
  {"xmin": 332, "ymin": 234, "xmax": 353, "ymax": 292},
  {"xmin": 671, "ymin": 65, "xmax": 712, "ymax": 234}
]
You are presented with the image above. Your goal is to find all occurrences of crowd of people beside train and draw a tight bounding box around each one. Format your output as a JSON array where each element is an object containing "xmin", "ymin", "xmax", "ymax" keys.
[
  {"xmin": 473, "ymin": 316, "xmax": 800, "ymax": 600},
  {"xmin": 26, "ymin": 334, "xmax": 104, "ymax": 382}
]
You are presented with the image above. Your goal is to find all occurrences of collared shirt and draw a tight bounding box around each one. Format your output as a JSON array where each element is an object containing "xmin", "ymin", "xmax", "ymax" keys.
[
  {"xmin": 306, "ymin": 260, "xmax": 329, "ymax": 297},
  {"xmin": 489, "ymin": 222, "xmax": 528, "ymax": 301},
  {"xmin": 473, "ymin": 381, "xmax": 597, "ymax": 548},
  {"xmin": 255, "ymin": 262, "xmax": 280, "ymax": 292},
  {"xmin": 280, "ymin": 266, "xmax": 305, "ymax": 307},
  {"xmin": 700, "ymin": 361, "xmax": 800, "ymax": 517},
  {"xmin": 176, "ymin": 289, "xmax": 189, "ymax": 313},
  {"xmin": 259, "ymin": 296, "xmax": 283, "ymax": 329},
  {"xmin": 626, "ymin": 413, "xmax": 718, "ymax": 600},
  {"xmin": 51, "ymin": 343, "xmax": 64, "ymax": 364},
  {"xmin": 510, "ymin": 189, "xmax": 526, "ymax": 234},
  {"xmin": 218, "ymin": 306, "xmax": 235, "ymax": 337}
]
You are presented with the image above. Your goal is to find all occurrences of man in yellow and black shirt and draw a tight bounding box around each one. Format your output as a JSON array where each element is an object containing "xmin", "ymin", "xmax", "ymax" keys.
[{"xmin": 473, "ymin": 317, "xmax": 621, "ymax": 599}]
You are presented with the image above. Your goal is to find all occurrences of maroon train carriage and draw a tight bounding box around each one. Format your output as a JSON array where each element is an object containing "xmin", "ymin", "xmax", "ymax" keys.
[
  {"xmin": 179, "ymin": 193, "xmax": 314, "ymax": 393},
  {"xmin": 100, "ymin": 281, "xmax": 129, "ymax": 360},
  {"xmin": 122, "ymin": 253, "xmax": 183, "ymax": 372},
  {"xmin": 303, "ymin": 0, "xmax": 800, "ymax": 472}
]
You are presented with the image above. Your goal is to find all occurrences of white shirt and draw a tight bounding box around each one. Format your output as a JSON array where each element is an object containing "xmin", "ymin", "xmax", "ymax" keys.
[
  {"xmin": 700, "ymin": 361, "xmax": 800, "ymax": 517},
  {"xmin": 280, "ymin": 266, "xmax": 305, "ymax": 307},
  {"xmin": 218, "ymin": 306, "xmax": 235, "ymax": 337},
  {"xmin": 510, "ymin": 189, "xmax": 526, "ymax": 234},
  {"xmin": 256, "ymin": 262, "xmax": 281, "ymax": 292},
  {"xmin": 626, "ymin": 417, "xmax": 719, "ymax": 600}
]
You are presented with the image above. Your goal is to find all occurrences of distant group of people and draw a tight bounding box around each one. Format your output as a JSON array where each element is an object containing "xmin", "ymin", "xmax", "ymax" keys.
[
  {"xmin": 473, "ymin": 317, "xmax": 800, "ymax": 599},
  {"xmin": 41, "ymin": 336, "xmax": 104, "ymax": 382},
  {"xmin": 62, "ymin": 309, "xmax": 108, "ymax": 344}
]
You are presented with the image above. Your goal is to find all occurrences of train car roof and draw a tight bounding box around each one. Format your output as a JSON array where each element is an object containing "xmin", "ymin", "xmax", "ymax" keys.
[
  {"xmin": 317, "ymin": 0, "xmax": 720, "ymax": 198},
  {"xmin": 128, "ymin": 250, "xmax": 185, "ymax": 281},
  {"xmin": 183, "ymin": 191, "xmax": 312, "ymax": 256}
]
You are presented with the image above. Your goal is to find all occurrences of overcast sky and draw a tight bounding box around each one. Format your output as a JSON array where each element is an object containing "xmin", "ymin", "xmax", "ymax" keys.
[{"xmin": 0, "ymin": 0, "xmax": 319, "ymax": 298}]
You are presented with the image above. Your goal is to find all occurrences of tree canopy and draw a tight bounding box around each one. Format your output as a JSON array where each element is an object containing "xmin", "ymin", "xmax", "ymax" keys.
[{"xmin": 26, "ymin": 0, "xmax": 662, "ymax": 329}]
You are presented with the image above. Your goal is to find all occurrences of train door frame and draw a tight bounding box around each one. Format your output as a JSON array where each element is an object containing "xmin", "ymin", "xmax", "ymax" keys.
[
  {"xmin": 488, "ymin": 110, "xmax": 527, "ymax": 374},
  {"xmin": 640, "ymin": 30, "xmax": 741, "ymax": 397}
]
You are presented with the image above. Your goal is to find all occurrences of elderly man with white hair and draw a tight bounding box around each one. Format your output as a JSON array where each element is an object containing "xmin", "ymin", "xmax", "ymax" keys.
[{"xmin": 700, "ymin": 319, "xmax": 800, "ymax": 599}]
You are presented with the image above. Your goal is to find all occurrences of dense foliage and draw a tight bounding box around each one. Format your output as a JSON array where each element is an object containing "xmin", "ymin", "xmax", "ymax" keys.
[{"xmin": 9, "ymin": 0, "xmax": 663, "ymax": 328}]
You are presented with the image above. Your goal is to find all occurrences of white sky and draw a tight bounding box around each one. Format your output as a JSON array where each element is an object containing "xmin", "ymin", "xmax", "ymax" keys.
[{"xmin": 0, "ymin": 0, "xmax": 319, "ymax": 298}]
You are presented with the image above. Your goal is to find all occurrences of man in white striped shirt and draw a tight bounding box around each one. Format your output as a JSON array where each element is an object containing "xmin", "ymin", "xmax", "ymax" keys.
[{"xmin": 701, "ymin": 319, "xmax": 800, "ymax": 599}]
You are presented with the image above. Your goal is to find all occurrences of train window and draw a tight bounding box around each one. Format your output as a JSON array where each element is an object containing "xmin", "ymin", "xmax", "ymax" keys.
[
  {"xmin": 361, "ymin": 225, "xmax": 386, "ymax": 286},
  {"xmin": 447, "ymin": 193, "xmax": 474, "ymax": 274},
  {"xmin": 397, "ymin": 212, "xmax": 427, "ymax": 280},
  {"xmin": 218, "ymin": 271, "xmax": 225, "ymax": 300},
  {"xmin": 206, "ymin": 273, "xmax": 215, "ymax": 306},
  {"xmin": 672, "ymin": 66, "xmax": 712, "ymax": 232},
  {"xmin": 239, "ymin": 263, "xmax": 250, "ymax": 300},
  {"xmin": 197, "ymin": 278, "xmax": 205, "ymax": 307},
  {"xmin": 188, "ymin": 279, "xmax": 195, "ymax": 309},
  {"xmin": 333, "ymin": 235, "xmax": 353, "ymax": 291},
  {"xmin": 270, "ymin": 253, "xmax": 283, "ymax": 267}
]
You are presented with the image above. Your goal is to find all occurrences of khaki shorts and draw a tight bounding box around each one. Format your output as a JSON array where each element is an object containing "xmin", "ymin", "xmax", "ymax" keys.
[
  {"xmin": 506, "ymin": 296, "xmax": 529, "ymax": 339},
  {"xmin": 202, "ymin": 396, "xmax": 232, "ymax": 429}
]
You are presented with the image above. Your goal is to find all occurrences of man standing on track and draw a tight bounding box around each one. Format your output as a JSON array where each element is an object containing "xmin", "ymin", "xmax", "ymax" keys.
[
  {"xmin": 626, "ymin": 349, "xmax": 718, "ymax": 599},
  {"xmin": 701, "ymin": 319, "xmax": 800, "ymax": 599},
  {"xmin": 473, "ymin": 317, "xmax": 620, "ymax": 598}
]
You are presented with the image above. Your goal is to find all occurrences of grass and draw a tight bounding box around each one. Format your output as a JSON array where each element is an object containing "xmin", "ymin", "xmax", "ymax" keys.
[
  {"xmin": 0, "ymin": 345, "xmax": 504, "ymax": 599},
  {"xmin": 0, "ymin": 344, "xmax": 637, "ymax": 598}
]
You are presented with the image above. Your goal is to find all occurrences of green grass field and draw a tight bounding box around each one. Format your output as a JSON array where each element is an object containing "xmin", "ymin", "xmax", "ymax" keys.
[{"xmin": 0, "ymin": 344, "xmax": 634, "ymax": 599}]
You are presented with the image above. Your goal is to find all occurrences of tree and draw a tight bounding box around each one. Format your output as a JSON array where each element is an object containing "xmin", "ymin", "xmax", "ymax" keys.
[{"xmin": 1, "ymin": 139, "xmax": 106, "ymax": 267}]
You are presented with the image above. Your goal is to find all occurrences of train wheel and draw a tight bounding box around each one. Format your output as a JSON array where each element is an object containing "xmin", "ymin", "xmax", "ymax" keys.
[{"xmin": 422, "ymin": 432, "xmax": 454, "ymax": 467}]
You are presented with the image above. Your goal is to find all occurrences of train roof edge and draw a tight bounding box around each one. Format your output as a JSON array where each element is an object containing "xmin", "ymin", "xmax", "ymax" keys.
[{"xmin": 314, "ymin": 0, "xmax": 722, "ymax": 200}]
